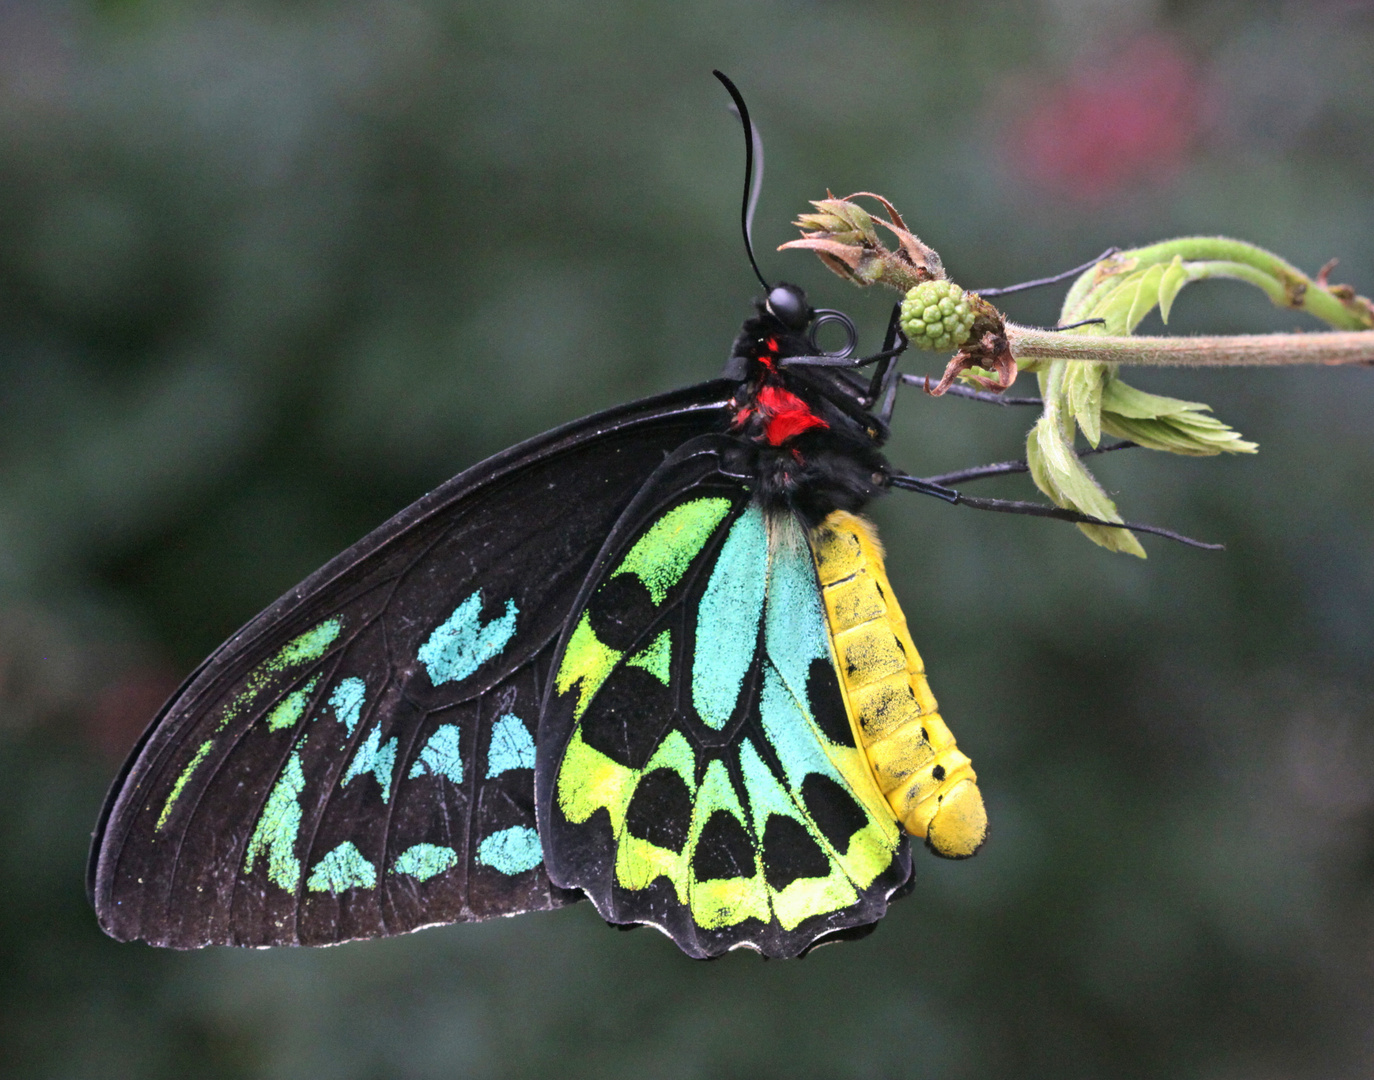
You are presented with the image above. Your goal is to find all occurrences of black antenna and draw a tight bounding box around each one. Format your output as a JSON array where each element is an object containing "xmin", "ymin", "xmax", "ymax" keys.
[{"xmin": 713, "ymin": 70, "xmax": 770, "ymax": 292}]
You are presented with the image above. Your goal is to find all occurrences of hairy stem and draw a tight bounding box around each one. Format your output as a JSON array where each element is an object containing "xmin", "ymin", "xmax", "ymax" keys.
[{"xmin": 1008, "ymin": 325, "xmax": 1374, "ymax": 368}]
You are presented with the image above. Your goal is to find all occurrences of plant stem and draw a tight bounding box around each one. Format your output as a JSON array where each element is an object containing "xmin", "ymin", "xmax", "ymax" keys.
[{"xmin": 1008, "ymin": 325, "xmax": 1374, "ymax": 368}]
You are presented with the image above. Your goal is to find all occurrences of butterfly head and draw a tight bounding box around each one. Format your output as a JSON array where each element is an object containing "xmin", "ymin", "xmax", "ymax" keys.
[
  {"xmin": 724, "ymin": 282, "xmax": 862, "ymax": 384},
  {"xmin": 764, "ymin": 283, "xmax": 811, "ymax": 330}
]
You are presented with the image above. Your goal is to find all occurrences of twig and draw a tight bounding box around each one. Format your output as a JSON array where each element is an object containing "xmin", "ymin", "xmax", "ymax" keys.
[{"xmin": 1007, "ymin": 325, "xmax": 1374, "ymax": 368}]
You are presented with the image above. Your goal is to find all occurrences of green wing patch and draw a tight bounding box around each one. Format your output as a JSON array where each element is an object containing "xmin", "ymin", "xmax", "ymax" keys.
[
  {"xmin": 156, "ymin": 620, "xmax": 343, "ymax": 832},
  {"xmin": 549, "ymin": 502, "xmax": 906, "ymax": 955}
]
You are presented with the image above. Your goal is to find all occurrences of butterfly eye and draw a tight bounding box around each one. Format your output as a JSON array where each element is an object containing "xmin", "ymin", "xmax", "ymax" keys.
[{"xmin": 765, "ymin": 284, "xmax": 810, "ymax": 330}]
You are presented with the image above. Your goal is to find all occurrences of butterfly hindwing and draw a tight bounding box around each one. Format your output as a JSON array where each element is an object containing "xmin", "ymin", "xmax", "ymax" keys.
[
  {"xmin": 90, "ymin": 384, "xmax": 733, "ymax": 947},
  {"xmin": 537, "ymin": 436, "xmax": 913, "ymax": 958}
]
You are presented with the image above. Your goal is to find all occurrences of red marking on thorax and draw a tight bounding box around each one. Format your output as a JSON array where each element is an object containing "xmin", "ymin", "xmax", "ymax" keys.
[
  {"xmin": 756, "ymin": 384, "xmax": 828, "ymax": 446},
  {"xmin": 756, "ymin": 338, "xmax": 780, "ymax": 371}
]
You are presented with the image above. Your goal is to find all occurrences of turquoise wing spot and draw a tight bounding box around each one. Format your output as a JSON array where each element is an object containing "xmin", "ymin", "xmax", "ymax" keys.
[
  {"xmin": 626, "ymin": 629, "xmax": 672, "ymax": 686},
  {"xmin": 408, "ymin": 724, "xmax": 464, "ymax": 783},
  {"xmin": 342, "ymin": 725, "xmax": 398, "ymax": 802},
  {"xmin": 756, "ymin": 519, "xmax": 901, "ymax": 891},
  {"xmin": 306, "ymin": 841, "xmax": 377, "ymax": 893},
  {"xmin": 323, "ymin": 676, "xmax": 366, "ymax": 735},
  {"xmin": 759, "ymin": 665, "xmax": 840, "ymax": 792},
  {"xmin": 244, "ymin": 751, "xmax": 307, "ymax": 891},
  {"xmin": 418, "ymin": 592, "xmax": 518, "ymax": 686},
  {"xmin": 476, "ymin": 826, "xmax": 543, "ymax": 875},
  {"xmin": 486, "ymin": 714, "xmax": 535, "ymax": 777},
  {"xmin": 692, "ymin": 506, "xmax": 768, "ymax": 730},
  {"xmin": 156, "ymin": 739, "xmax": 213, "ymax": 831},
  {"xmin": 610, "ymin": 497, "xmax": 733, "ymax": 604},
  {"xmin": 392, "ymin": 844, "xmax": 459, "ymax": 882},
  {"xmin": 738, "ymin": 737, "xmax": 804, "ymax": 825},
  {"xmin": 762, "ymin": 523, "xmax": 830, "ymax": 712},
  {"xmin": 265, "ymin": 676, "xmax": 321, "ymax": 732}
]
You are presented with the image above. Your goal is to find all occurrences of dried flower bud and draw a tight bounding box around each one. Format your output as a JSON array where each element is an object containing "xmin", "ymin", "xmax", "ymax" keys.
[{"xmin": 780, "ymin": 192, "xmax": 944, "ymax": 292}]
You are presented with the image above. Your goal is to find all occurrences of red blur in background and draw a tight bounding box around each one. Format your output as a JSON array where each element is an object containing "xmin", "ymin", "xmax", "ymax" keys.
[{"xmin": 1003, "ymin": 35, "xmax": 1208, "ymax": 201}]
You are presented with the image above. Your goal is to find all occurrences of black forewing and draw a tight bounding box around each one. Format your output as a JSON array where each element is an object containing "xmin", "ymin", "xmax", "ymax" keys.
[
  {"xmin": 90, "ymin": 382, "xmax": 733, "ymax": 948},
  {"xmin": 537, "ymin": 436, "xmax": 913, "ymax": 959}
]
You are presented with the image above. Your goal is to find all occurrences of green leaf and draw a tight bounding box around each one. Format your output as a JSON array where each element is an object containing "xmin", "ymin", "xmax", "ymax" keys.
[
  {"xmin": 1099, "ymin": 376, "xmax": 1258, "ymax": 455},
  {"xmin": 1026, "ymin": 415, "xmax": 1146, "ymax": 558},
  {"xmin": 1157, "ymin": 255, "xmax": 1188, "ymax": 324},
  {"xmin": 1063, "ymin": 360, "xmax": 1105, "ymax": 447},
  {"xmin": 1078, "ymin": 263, "xmax": 1166, "ymax": 335},
  {"xmin": 1030, "ymin": 407, "xmax": 1075, "ymax": 484},
  {"xmin": 1093, "ymin": 276, "xmax": 1143, "ymax": 335},
  {"xmin": 1124, "ymin": 263, "xmax": 1164, "ymax": 333},
  {"xmin": 1099, "ymin": 377, "xmax": 1210, "ymax": 419},
  {"xmin": 1100, "ymin": 412, "xmax": 1258, "ymax": 456},
  {"xmin": 1027, "ymin": 235, "xmax": 1307, "ymax": 554}
]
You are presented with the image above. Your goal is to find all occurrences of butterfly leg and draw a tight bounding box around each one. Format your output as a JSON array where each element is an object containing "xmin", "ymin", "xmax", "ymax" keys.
[
  {"xmin": 779, "ymin": 304, "xmax": 908, "ymax": 377},
  {"xmin": 784, "ymin": 304, "xmax": 912, "ymax": 428},
  {"xmin": 778, "ymin": 343, "xmax": 907, "ymax": 371},
  {"xmin": 1009, "ymin": 316, "xmax": 1108, "ymax": 333},
  {"xmin": 919, "ymin": 440, "xmax": 1136, "ymax": 486},
  {"xmin": 869, "ymin": 303, "xmax": 909, "ymax": 427},
  {"xmin": 899, "ymin": 377, "xmax": 1044, "ymax": 407},
  {"xmin": 970, "ymin": 248, "xmax": 1120, "ymax": 298},
  {"xmin": 886, "ymin": 466, "xmax": 1223, "ymax": 550}
]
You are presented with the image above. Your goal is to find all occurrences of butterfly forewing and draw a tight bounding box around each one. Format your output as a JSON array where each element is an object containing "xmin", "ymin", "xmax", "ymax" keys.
[
  {"xmin": 91, "ymin": 384, "xmax": 733, "ymax": 947},
  {"xmin": 537, "ymin": 437, "xmax": 913, "ymax": 958}
]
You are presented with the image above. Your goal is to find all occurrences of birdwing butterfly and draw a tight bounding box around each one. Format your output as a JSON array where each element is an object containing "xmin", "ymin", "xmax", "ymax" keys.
[{"xmin": 89, "ymin": 74, "xmax": 990, "ymax": 959}]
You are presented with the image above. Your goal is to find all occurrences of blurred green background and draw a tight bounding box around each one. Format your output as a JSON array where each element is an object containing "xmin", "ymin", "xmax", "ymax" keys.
[{"xmin": 4, "ymin": 1, "xmax": 1374, "ymax": 1077}]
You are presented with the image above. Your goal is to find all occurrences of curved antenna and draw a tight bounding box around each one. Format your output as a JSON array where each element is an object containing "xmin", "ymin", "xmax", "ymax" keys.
[
  {"xmin": 712, "ymin": 70, "xmax": 770, "ymax": 292},
  {"xmin": 807, "ymin": 309, "xmax": 858, "ymax": 358}
]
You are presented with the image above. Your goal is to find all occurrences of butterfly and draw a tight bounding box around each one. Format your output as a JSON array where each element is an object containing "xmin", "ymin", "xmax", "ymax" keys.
[{"xmin": 87, "ymin": 75, "xmax": 1000, "ymax": 960}]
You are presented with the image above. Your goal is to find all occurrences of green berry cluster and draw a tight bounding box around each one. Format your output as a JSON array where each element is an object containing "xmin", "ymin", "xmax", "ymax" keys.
[{"xmin": 899, "ymin": 280, "xmax": 975, "ymax": 351}]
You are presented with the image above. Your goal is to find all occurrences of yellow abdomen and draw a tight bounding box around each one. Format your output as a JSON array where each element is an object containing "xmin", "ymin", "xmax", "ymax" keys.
[{"xmin": 809, "ymin": 511, "xmax": 988, "ymax": 859}]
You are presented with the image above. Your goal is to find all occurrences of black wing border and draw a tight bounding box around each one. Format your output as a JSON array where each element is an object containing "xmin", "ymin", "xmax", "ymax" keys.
[{"xmin": 88, "ymin": 379, "xmax": 736, "ymax": 910}]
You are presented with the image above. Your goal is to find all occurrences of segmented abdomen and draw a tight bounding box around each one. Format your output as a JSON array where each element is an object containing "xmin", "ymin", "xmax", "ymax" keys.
[{"xmin": 809, "ymin": 511, "xmax": 988, "ymax": 859}]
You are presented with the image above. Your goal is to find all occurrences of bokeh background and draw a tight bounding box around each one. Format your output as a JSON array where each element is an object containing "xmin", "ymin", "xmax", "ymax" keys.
[{"xmin": 4, "ymin": 1, "xmax": 1374, "ymax": 1077}]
